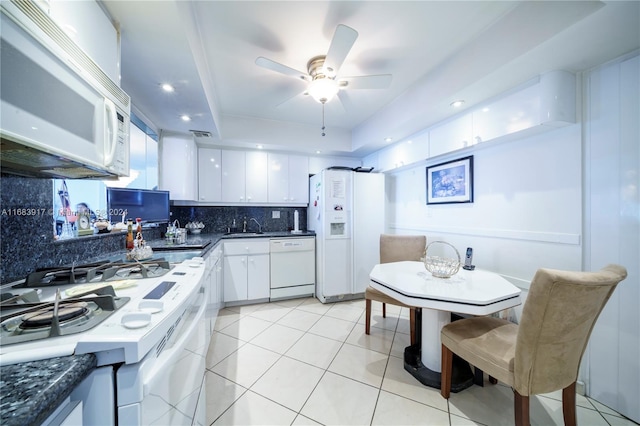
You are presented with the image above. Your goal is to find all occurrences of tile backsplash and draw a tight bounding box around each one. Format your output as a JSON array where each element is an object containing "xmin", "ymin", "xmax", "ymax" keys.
[{"xmin": 1, "ymin": 174, "xmax": 308, "ymax": 284}]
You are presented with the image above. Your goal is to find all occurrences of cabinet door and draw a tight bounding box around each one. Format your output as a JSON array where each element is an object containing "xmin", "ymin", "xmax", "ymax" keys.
[
  {"xmin": 268, "ymin": 153, "xmax": 289, "ymax": 203},
  {"xmin": 221, "ymin": 150, "xmax": 246, "ymax": 202},
  {"xmin": 288, "ymin": 155, "xmax": 309, "ymax": 203},
  {"xmin": 223, "ymin": 256, "xmax": 247, "ymax": 302},
  {"xmin": 160, "ymin": 134, "xmax": 197, "ymax": 200},
  {"xmin": 429, "ymin": 114, "xmax": 473, "ymax": 157},
  {"xmin": 198, "ymin": 148, "xmax": 222, "ymax": 201},
  {"xmin": 247, "ymin": 254, "xmax": 270, "ymax": 300},
  {"xmin": 49, "ymin": 0, "xmax": 119, "ymax": 83},
  {"xmin": 245, "ymin": 151, "xmax": 268, "ymax": 202}
]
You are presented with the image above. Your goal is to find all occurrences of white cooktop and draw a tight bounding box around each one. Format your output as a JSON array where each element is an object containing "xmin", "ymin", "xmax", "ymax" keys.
[{"xmin": 0, "ymin": 259, "xmax": 205, "ymax": 366}]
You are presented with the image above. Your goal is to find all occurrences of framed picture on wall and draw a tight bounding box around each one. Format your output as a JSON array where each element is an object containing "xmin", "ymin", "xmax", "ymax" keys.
[{"xmin": 426, "ymin": 155, "xmax": 474, "ymax": 204}]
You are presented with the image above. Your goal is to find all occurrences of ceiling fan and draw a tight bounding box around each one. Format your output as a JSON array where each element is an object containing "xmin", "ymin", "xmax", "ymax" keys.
[{"xmin": 255, "ymin": 24, "xmax": 392, "ymax": 135}]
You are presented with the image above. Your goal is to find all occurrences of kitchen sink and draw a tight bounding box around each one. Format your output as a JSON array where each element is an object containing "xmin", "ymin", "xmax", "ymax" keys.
[{"xmin": 223, "ymin": 232, "xmax": 265, "ymax": 238}]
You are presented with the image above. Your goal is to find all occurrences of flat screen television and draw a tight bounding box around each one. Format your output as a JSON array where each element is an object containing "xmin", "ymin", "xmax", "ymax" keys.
[{"xmin": 106, "ymin": 188, "xmax": 170, "ymax": 224}]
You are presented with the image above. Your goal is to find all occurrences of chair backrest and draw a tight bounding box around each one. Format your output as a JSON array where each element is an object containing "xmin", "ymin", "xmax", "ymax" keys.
[
  {"xmin": 514, "ymin": 264, "xmax": 627, "ymax": 396},
  {"xmin": 380, "ymin": 234, "xmax": 426, "ymax": 264}
]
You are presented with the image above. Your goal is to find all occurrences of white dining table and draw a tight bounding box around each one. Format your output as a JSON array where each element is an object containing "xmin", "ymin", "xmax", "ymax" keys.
[{"xmin": 369, "ymin": 261, "xmax": 521, "ymax": 389}]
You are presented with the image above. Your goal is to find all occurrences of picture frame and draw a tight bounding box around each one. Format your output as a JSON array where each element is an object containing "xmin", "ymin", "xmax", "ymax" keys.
[{"xmin": 426, "ymin": 155, "xmax": 474, "ymax": 204}]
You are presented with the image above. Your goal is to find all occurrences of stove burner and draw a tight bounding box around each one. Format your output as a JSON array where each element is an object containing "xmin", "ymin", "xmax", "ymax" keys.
[
  {"xmin": 0, "ymin": 288, "xmax": 130, "ymax": 346},
  {"xmin": 20, "ymin": 259, "xmax": 172, "ymax": 288},
  {"xmin": 21, "ymin": 302, "xmax": 90, "ymax": 329}
]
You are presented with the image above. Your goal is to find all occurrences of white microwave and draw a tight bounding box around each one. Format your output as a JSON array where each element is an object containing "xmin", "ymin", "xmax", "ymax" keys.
[{"xmin": 0, "ymin": 0, "xmax": 130, "ymax": 179}]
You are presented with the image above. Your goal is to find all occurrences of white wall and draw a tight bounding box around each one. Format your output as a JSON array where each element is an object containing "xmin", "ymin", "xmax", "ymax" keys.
[
  {"xmin": 386, "ymin": 123, "xmax": 583, "ymax": 291},
  {"xmin": 382, "ymin": 52, "xmax": 639, "ymax": 421},
  {"xmin": 584, "ymin": 53, "xmax": 639, "ymax": 423}
]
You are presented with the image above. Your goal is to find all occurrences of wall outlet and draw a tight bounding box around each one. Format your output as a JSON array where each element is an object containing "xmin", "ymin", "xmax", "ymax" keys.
[{"xmin": 272, "ymin": 211, "xmax": 280, "ymax": 219}]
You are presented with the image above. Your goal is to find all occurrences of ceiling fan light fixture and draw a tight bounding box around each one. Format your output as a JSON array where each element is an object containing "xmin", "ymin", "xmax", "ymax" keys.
[{"xmin": 308, "ymin": 77, "xmax": 339, "ymax": 104}]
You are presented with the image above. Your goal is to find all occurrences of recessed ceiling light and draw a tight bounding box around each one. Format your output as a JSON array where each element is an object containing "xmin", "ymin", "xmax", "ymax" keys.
[
  {"xmin": 407, "ymin": 140, "xmax": 413, "ymax": 144},
  {"xmin": 180, "ymin": 115, "xmax": 191, "ymax": 122},
  {"xmin": 482, "ymin": 107, "xmax": 490, "ymax": 112},
  {"xmin": 161, "ymin": 83, "xmax": 175, "ymax": 92},
  {"xmin": 316, "ymin": 150, "xmax": 321, "ymax": 154},
  {"xmin": 450, "ymin": 100, "xmax": 465, "ymax": 108},
  {"xmin": 256, "ymin": 145, "xmax": 263, "ymax": 149},
  {"xmin": 384, "ymin": 137, "xmax": 393, "ymax": 142}
]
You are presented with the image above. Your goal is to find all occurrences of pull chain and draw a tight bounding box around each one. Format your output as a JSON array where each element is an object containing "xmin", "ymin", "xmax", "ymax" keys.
[{"xmin": 321, "ymin": 102, "xmax": 326, "ymax": 137}]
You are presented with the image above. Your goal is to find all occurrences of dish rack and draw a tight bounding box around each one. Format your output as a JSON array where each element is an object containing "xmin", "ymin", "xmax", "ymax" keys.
[{"xmin": 423, "ymin": 241, "xmax": 461, "ymax": 278}]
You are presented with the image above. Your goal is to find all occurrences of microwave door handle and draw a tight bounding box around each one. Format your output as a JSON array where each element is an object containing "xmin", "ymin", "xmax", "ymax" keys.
[{"xmin": 104, "ymin": 98, "xmax": 118, "ymax": 166}]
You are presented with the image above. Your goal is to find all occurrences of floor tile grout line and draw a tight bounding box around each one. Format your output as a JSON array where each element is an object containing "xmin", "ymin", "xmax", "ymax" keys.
[{"xmin": 209, "ymin": 300, "xmax": 633, "ymax": 425}]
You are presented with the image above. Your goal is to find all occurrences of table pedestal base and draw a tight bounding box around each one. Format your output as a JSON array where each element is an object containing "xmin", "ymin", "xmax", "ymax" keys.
[{"xmin": 403, "ymin": 344, "xmax": 474, "ymax": 392}]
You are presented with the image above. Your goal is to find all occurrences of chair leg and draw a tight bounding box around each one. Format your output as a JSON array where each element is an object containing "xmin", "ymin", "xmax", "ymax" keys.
[
  {"xmin": 440, "ymin": 344, "xmax": 453, "ymax": 399},
  {"xmin": 409, "ymin": 308, "xmax": 416, "ymax": 346},
  {"xmin": 513, "ymin": 390, "xmax": 529, "ymax": 426},
  {"xmin": 365, "ymin": 299, "xmax": 372, "ymax": 335},
  {"xmin": 562, "ymin": 382, "xmax": 577, "ymax": 426},
  {"xmin": 382, "ymin": 302, "xmax": 386, "ymax": 318}
]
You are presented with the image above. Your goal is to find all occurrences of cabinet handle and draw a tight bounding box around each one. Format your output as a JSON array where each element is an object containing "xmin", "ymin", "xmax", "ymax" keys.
[
  {"xmin": 247, "ymin": 196, "xmax": 252, "ymax": 201},
  {"xmin": 240, "ymin": 196, "xmax": 244, "ymax": 201}
]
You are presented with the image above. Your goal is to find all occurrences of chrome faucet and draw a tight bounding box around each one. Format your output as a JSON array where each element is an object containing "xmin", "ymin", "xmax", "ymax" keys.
[{"xmin": 249, "ymin": 217, "xmax": 262, "ymax": 233}]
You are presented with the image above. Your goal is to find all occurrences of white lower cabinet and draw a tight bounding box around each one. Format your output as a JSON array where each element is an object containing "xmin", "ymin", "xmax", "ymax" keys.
[
  {"xmin": 223, "ymin": 240, "xmax": 270, "ymax": 303},
  {"xmin": 204, "ymin": 244, "xmax": 223, "ymax": 331}
]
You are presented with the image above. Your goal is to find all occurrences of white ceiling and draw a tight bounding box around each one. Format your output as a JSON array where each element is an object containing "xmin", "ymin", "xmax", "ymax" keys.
[{"xmin": 100, "ymin": 0, "xmax": 640, "ymax": 157}]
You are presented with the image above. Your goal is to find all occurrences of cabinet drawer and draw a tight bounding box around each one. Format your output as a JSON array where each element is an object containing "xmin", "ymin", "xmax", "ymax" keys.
[{"xmin": 224, "ymin": 240, "xmax": 270, "ymax": 256}]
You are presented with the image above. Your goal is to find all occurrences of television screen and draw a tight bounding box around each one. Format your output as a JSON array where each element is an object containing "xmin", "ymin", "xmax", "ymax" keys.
[{"xmin": 106, "ymin": 188, "xmax": 170, "ymax": 224}]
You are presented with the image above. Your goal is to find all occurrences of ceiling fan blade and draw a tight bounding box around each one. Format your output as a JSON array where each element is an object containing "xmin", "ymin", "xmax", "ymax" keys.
[
  {"xmin": 323, "ymin": 24, "xmax": 358, "ymax": 76},
  {"xmin": 336, "ymin": 91, "xmax": 352, "ymax": 112},
  {"xmin": 339, "ymin": 74, "xmax": 392, "ymax": 90},
  {"xmin": 255, "ymin": 57, "xmax": 310, "ymax": 81},
  {"xmin": 275, "ymin": 89, "xmax": 308, "ymax": 109}
]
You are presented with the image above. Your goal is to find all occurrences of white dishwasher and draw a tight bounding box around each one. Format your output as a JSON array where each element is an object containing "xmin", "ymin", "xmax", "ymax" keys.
[{"xmin": 270, "ymin": 237, "xmax": 315, "ymax": 300}]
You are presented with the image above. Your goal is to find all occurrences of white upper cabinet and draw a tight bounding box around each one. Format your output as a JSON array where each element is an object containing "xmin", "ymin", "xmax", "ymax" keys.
[
  {"xmin": 245, "ymin": 151, "xmax": 268, "ymax": 203},
  {"xmin": 221, "ymin": 150, "xmax": 268, "ymax": 203},
  {"xmin": 429, "ymin": 114, "xmax": 473, "ymax": 158},
  {"xmin": 48, "ymin": 0, "xmax": 120, "ymax": 84},
  {"xmin": 198, "ymin": 148, "xmax": 222, "ymax": 201},
  {"xmin": 268, "ymin": 154, "xmax": 309, "ymax": 204},
  {"xmin": 288, "ymin": 155, "xmax": 309, "ymax": 203},
  {"xmin": 472, "ymin": 84, "xmax": 540, "ymax": 143},
  {"xmin": 221, "ymin": 150, "xmax": 246, "ymax": 203},
  {"xmin": 160, "ymin": 134, "xmax": 197, "ymax": 200}
]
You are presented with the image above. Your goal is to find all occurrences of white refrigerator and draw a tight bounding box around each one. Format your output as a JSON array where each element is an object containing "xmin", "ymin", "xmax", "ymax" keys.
[{"xmin": 308, "ymin": 169, "xmax": 385, "ymax": 303}]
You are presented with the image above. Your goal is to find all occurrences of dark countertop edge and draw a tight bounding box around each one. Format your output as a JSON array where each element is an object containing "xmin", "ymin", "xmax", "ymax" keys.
[{"xmin": 0, "ymin": 353, "xmax": 97, "ymax": 426}]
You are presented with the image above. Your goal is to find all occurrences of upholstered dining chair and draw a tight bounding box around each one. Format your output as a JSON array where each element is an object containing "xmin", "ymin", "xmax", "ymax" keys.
[
  {"xmin": 440, "ymin": 264, "xmax": 627, "ymax": 426},
  {"xmin": 365, "ymin": 234, "xmax": 426, "ymax": 345}
]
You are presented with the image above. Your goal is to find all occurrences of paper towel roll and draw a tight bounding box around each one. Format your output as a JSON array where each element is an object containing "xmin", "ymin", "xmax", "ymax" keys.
[{"xmin": 294, "ymin": 210, "xmax": 299, "ymax": 232}]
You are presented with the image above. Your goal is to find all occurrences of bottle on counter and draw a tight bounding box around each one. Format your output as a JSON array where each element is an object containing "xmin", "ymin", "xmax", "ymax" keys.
[
  {"xmin": 136, "ymin": 217, "xmax": 142, "ymax": 237},
  {"xmin": 126, "ymin": 219, "xmax": 134, "ymax": 250}
]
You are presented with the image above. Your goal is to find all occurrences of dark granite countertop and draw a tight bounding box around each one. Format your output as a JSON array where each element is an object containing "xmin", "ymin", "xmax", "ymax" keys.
[
  {"xmin": 0, "ymin": 354, "xmax": 97, "ymax": 425},
  {"xmin": 147, "ymin": 231, "xmax": 315, "ymax": 251}
]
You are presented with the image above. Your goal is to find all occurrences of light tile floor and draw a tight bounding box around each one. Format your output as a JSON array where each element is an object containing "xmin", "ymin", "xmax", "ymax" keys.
[{"xmin": 205, "ymin": 297, "xmax": 637, "ymax": 426}]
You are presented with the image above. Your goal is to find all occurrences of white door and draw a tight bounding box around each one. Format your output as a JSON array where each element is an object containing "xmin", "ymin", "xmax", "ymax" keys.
[{"xmin": 584, "ymin": 54, "xmax": 639, "ymax": 423}]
